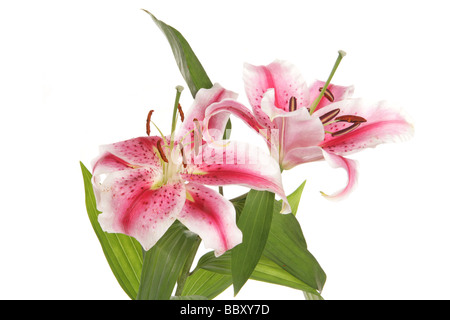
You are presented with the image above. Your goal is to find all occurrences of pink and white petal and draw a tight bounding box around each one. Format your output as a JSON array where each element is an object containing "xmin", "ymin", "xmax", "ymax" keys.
[
  {"xmin": 281, "ymin": 146, "xmax": 324, "ymax": 170},
  {"xmin": 95, "ymin": 136, "xmax": 163, "ymax": 169},
  {"xmin": 320, "ymin": 150, "xmax": 358, "ymax": 200},
  {"xmin": 176, "ymin": 83, "xmax": 238, "ymax": 142},
  {"xmin": 94, "ymin": 167, "xmax": 186, "ymax": 251},
  {"xmin": 178, "ymin": 183, "xmax": 242, "ymax": 257},
  {"xmin": 243, "ymin": 60, "xmax": 309, "ymax": 127},
  {"xmin": 317, "ymin": 99, "xmax": 414, "ymax": 155},
  {"xmin": 308, "ymin": 80, "xmax": 354, "ymax": 112},
  {"xmin": 269, "ymin": 106, "xmax": 325, "ymax": 165},
  {"xmin": 203, "ymin": 98, "xmax": 268, "ymax": 143},
  {"xmin": 260, "ymin": 89, "xmax": 290, "ymax": 121},
  {"xmin": 182, "ymin": 141, "xmax": 291, "ymax": 214},
  {"xmin": 244, "ymin": 60, "xmax": 310, "ymax": 111}
]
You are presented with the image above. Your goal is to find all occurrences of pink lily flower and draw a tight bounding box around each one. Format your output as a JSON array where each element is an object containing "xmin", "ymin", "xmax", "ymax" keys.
[
  {"xmin": 204, "ymin": 58, "xmax": 414, "ymax": 199},
  {"xmin": 91, "ymin": 84, "xmax": 290, "ymax": 256}
]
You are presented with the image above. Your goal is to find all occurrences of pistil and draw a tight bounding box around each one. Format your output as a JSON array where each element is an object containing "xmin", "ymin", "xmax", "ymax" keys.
[
  {"xmin": 170, "ymin": 85, "xmax": 184, "ymax": 148},
  {"xmin": 309, "ymin": 50, "xmax": 346, "ymax": 114}
]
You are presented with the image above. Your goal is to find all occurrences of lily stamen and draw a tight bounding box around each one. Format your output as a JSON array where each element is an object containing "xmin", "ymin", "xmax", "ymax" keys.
[
  {"xmin": 289, "ymin": 96, "xmax": 297, "ymax": 112},
  {"xmin": 177, "ymin": 103, "xmax": 184, "ymax": 122},
  {"xmin": 335, "ymin": 115, "xmax": 367, "ymax": 123},
  {"xmin": 156, "ymin": 140, "xmax": 169, "ymax": 163},
  {"xmin": 146, "ymin": 110, "xmax": 154, "ymax": 136},
  {"xmin": 179, "ymin": 145, "xmax": 187, "ymax": 168},
  {"xmin": 319, "ymin": 87, "xmax": 335, "ymax": 102},
  {"xmin": 319, "ymin": 108, "xmax": 340, "ymax": 124},
  {"xmin": 193, "ymin": 118, "xmax": 203, "ymax": 156},
  {"xmin": 331, "ymin": 122, "xmax": 361, "ymax": 137}
]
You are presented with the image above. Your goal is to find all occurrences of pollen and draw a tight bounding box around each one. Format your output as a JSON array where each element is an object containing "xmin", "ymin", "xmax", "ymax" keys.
[
  {"xmin": 335, "ymin": 115, "xmax": 367, "ymax": 123},
  {"xmin": 156, "ymin": 140, "xmax": 169, "ymax": 163},
  {"xmin": 331, "ymin": 122, "xmax": 361, "ymax": 137},
  {"xmin": 319, "ymin": 108, "xmax": 340, "ymax": 124},
  {"xmin": 319, "ymin": 87, "xmax": 335, "ymax": 102},
  {"xmin": 177, "ymin": 103, "xmax": 184, "ymax": 122},
  {"xmin": 146, "ymin": 110, "xmax": 154, "ymax": 136},
  {"xmin": 193, "ymin": 118, "xmax": 202, "ymax": 156},
  {"xmin": 289, "ymin": 96, "xmax": 297, "ymax": 112}
]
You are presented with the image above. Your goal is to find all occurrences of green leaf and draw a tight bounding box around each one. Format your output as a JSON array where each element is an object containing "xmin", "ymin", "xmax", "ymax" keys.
[
  {"xmin": 170, "ymin": 295, "xmax": 209, "ymax": 300},
  {"xmin": 136, "ymin": 221, "xmax": 200, "ymax": 300},
  {"xmin": 252, "ymin": 255, "xmax": 322, "ymax": 297},
  {"xmin": 181, "ymin": 269, "xmax": 232, "ymax": 300},
  {"xmin": 231, "ymin": 190, "xmax": 275, "ymax": 296},
  {"xmin": 189, "ymin": 186, "xmax": 325, "ymax": 299},
  {"xmin": 287, "ymin": 180, "xmax": 306, "ymax": 216},
  {"xmin": 144, "ymin": 9, "xmax": 212, "ymax": 98},
  {"xmin": 80, "ymin": 162, "xmax": 143, "ymax": 299},
  {"xmin": 145, "ymin": 10, "xmax": 232, "ymax": 143},
  {"xmin": 264, "ymin": 200, "xmax": 326, "ymax": 293},
  {"xmin": 195, "ymin": 251, "xmax": 322, "ymax": 298}
]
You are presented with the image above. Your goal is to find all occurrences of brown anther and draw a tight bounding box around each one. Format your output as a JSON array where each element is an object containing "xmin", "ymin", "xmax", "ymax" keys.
[
  {"xmin": 319, "ymin": 108, "xmax": 340, "ymax": 124},
  {"xmin": 289, "ymin": 96, "xmax": 297, "ymax": 112},
  {"xmin": 177, "ymin": 103, "xmax": 184, "ymax": 122},
  {"xmin": 146, "ymin": 110, "xmax": 154, "ymax": 136},
  {"xmin": 319, "ymin": 87, "xmax": 335, "ymax": 102},
  {"xmin": 156, "ymin": 140, "xmax": 169, "ymax": 163},
  {"xmin": 193, "ymin": 118, "xmax": 202, "ymax": 156},
  {"xmin": 331, "ymin": 122, "xmax": 361, "ymax": 137},
  {"xmin": 335, "ymin": 115, "xmax": 367, "ymax": 123},
  {"xmin": 180, "ymin": 146, "xmax": 187, "ymax": 168}
]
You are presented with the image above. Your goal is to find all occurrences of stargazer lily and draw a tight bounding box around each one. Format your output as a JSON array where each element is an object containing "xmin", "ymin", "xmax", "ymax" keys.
[
  {"xmin": 203, "ymin": 52, "xmax": 414, "ymax": 199},
  {"xmin": 91, "ymin": 84, "xmax": 290, "ymax": 256}
]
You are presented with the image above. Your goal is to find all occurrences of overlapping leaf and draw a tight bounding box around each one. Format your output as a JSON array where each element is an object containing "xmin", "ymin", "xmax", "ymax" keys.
[
  {"xmin": 80, "ymin": 162, "xmax": 143, "ymax": 299},
  {"xmin": 136, "ymin": 222, "xmax": 200, "ymax": 300}
]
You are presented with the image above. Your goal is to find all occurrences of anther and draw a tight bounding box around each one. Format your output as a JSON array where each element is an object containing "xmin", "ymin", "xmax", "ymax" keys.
[
  {"xmin": 156, "ymin": 140, "xmax": 169, "ymax": 163},
  {"xmin": 146, "ymin": 110, "xmax": 154, "ymax": 136},
  {"xmin": 193, "ymin": 118, "xmax": 202, "ymax": 156},
  {"xmin": 319, "ymin": 87, "xmax": 335, "ymax": 102},
  {"xmin": 177, "ymin": 103, "xmax": 184, "ymax": 122},
  {"xmin": 289, "ymin": 96, "xmax": 297, "ymax": 112},
  {"xmin": 331, "ymin": 122, "xmax": 361, "ymax": 137},
  {"xmin": 180, "ymin": 146, "xmax": 187, "ymax": 168},
  {"xmin": 335, "ymin": 115, "xmax": 367, "ymax": 123},
  {"xmin": 319, "ymin": 108, "xmax": 340, "ymax": 124}
]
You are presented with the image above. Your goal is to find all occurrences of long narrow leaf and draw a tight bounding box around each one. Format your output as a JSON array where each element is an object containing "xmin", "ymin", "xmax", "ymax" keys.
[
  {"xmin": 80, "ymin": 162, "xmax": 143, "ymax": 299},
  {"xmin": 144, "ymin": 9, "xmax": 212, "ymax": 98},
  {"xmin": 231, "ymin": 190, "xmax": 274, "ymax": 296},
  {"xmin": 287, "ymin": 180, "xmax": 306, "ymax": 216},
  {"xmin": 195, "ymin": 251, "xmax": 322, "ymax": 297},
  {"xmin": 136, "ymin": 221, "xmax": 200, "ymax": 300},
  {"xmin": 264, "ymin": 200, "xmax": 326, "ymax": 293},
  {"xmin": 145, "ymin": 10, "xmax": 231, "ymax": 137},
  {"xmin": 181, "ymin": 269, "xmax": 233, "ymax": 300}
]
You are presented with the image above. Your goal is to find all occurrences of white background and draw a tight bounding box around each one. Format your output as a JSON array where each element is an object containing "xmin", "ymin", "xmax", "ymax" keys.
[{"xmin": 1, "ymin": 0, "xmax": 449, "ymax": 300}]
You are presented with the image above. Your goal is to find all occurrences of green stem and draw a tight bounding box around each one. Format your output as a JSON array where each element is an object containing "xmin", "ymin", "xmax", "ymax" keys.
[
  {"xmin": 309, "ymin": 50, "xmax": 346, "ymax": 114},
  {"xmin": 170, "ymin": 85, "xmax": 184, "ymax": 147},
  {"xmin": 175, "ymin": 236, "xmax": 201, "ymax": 296}
]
